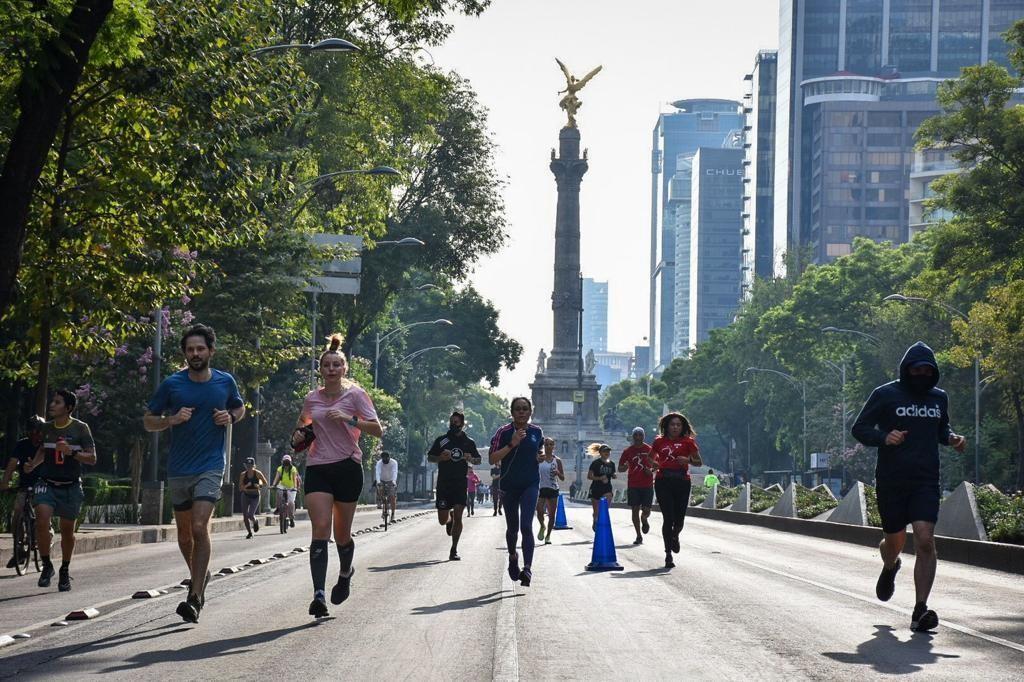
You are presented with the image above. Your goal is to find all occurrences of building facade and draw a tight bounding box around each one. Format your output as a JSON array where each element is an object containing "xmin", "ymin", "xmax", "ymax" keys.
[
  {"xmin": 649, "ymin": 99, "xmax": 743, "ymax": 372},
  {"xmin": 581, "ymin": 278, "xmax": 608, "ymax": 357},
  {"xmin": 742, "ymin": 50, "xmax": 779, "ymax": 296},
  {"xmin": 775, "ymin": 0, "xmax": 1023, "ymax": 267}
]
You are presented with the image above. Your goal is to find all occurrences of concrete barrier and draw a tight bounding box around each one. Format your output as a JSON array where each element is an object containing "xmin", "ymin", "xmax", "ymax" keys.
[
  {"xmin": 701, "ymin": 485, "xmax": 717, "ymax": 509},
  {"xmin": 828, "ymin": 481, "xmax": 869, "ymax": 526},
  {"xmin": 729, "ymin": 484, "xmax": 751, "ymax": 513},
  {"xmin": 935, "ymin": 481, "xmax": 988, "ymax": 541},
  {"xmin": 769, "ymin": 483, "xmax": 797, "ymax": 518}
]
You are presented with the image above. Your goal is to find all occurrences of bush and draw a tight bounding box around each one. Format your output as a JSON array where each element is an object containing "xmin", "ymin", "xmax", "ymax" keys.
[
  {"xmin": 975, "ymin": 486, "xmax": 1024, "ymax": 545},
  {"xmin": 716, "ymin": 486, "xmax": 740, "ymax": 509},
  {"xmin": 0, "ymin": 491, "xmax": 13, "ymax": 534},
  {"xmin": 689, "ymin": 485, "xmax": 709, "ymax": 506},
  {"xmin": 863, "ymin": 485, "xmax": 882, "ymax": 527},
  {"xmin": 795, "ymin": 484, "xmax": 839, "ymax": 519},
  {"xmin": 750, "ymin": 485, "xmax": 781, "ymax": 513}
]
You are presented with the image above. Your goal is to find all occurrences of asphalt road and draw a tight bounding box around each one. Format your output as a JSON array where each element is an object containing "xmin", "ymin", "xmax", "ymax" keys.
[{"xmin": 0, "ymin": 502, "xmax": 1021, "ymax": 680}]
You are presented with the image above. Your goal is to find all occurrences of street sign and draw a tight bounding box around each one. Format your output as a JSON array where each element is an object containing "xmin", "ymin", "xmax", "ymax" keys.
[
  {"xmin": 302, "ymin": 234, "xmax": 363, "ymax": 295},
  {"xmin": 572, "ymin": 391, "xmax": 585, "ymax": 403}
]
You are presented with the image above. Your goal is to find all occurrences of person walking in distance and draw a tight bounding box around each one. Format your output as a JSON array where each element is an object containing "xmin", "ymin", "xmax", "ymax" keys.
[
  {"xmin": 586, "ymin": 443, "xmax": 616, "ymax": 531},
  {"xmin": 489, "ymin": 397, "xmax": 544, "ymax": 586},
  {"xmin": 144, "ymin": 324, "xmax": 245, "ymax": 622},
  {"xmin": 270, "ymin": 454, "xmax": 302, "ymax": 530},
  {"xmin": 535, "ymin": 437, "xmax": 564, "ymax": 545},
  {"xmin": 293, "ymin": 334, "xmax": 382, "ymax": 618},
  {"xmin": 238, "ymin": 457, "xmax": 268, "ymax": 539},
  {"xmin": 24, "ymin": 391, "xmax": 96, "ymax": 591},
  {"xmin": 651, "ymin": 412, "xmax": 702, "ymax": 568},
  {"xmin": 703, "ymin": 469, "xmax": 720, "ymax": 488},
  {"xmin": 852, "ymin": 341, "xmax": 967, "ymax": 632},
  {"xmin": 428, "ymin": 411, "xmax": 481, "ymax": 561},
  {"xmin": 466, "ymin": 468, "xmax": 480, "ymax": 516},
  {"xmin": 490, "ymin": 463, "xmax": 503, "ymax": 516},
  {"xmin": 374, "ymin": 451, "xmax": 398, "ymax": 523},
  {"xmin": 2, "ymin": 416, "xmax": 45, "ymax": 568},
  {"xmin": 618, "ymin": 427, "xmax": 655, "ymax": 545}
]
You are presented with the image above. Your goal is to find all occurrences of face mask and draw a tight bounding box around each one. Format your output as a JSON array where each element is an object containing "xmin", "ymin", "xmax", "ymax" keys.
[{"xmin": 907, "ymin": 375, "xmax": 933, "ymax": 393}]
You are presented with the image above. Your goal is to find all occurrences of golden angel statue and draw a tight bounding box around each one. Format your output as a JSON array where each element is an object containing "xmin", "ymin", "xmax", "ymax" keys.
[{"xmin": 556, "ymin": 58, "xmax": 602, "ymax": 128}]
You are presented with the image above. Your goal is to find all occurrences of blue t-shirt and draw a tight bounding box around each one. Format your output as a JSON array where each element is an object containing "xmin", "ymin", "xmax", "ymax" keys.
[
  {"xmin": 148, "ymin": 369, "xmax": 244, "ymax": 478},
  {"xmin": 489, "ymin": 422, "xmax": 543, "ymax": 492}
]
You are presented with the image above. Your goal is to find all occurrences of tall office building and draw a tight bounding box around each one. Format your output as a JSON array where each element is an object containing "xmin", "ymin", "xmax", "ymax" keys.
[
  {"xmin": 776, "ymin": 0, "xmax": 1023, "ymax": 267},
  {"xmin": 688, "ymin": 148, "xmax": 745, "ymax": 347},
  {"xmin": 581, "ymin": 278, "xmax": 608, "ymax": 356},
  {"xmin": 649, "ymin": 99, "xmax": 743, "ymax": 372},
  {"xmin": 742, "ymin": 50, "xmax": 779, "ymax": 296}
]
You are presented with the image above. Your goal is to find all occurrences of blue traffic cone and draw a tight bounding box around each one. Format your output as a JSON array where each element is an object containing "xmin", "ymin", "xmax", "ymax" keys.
[
  {"xmin": 553, "ymin": 493, "xmax": 572, "ymax": 530},
  {"xmin": 585, "ymin": 497, "xmax": 623, "ymax": 571}
]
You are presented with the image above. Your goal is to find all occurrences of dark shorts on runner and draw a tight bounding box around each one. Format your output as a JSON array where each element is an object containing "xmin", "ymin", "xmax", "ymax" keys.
[
  {"xmin": 34, "ymin": 481, "xmax": 84, "ymax": 519},
  {"xmin": 627, "ymin": 487, "xmax": 654, "ymax": 508},
  {"xmin": 304, "ymin": 458, "xmax": 363, "ymax": 503},
  {"xmin": 538, "ymin": 487, "xmax": 559, "ymax": 500},
  {"xmin": 589, "ymin": 483, "xmax": 613, "ymax": 499},
  {"xmin": 435, "ymin": 479, "xmax": 468, "ymax": 510},
  {"xmin": 875, "ymin": 483, "xmax": 940, "ymax": 534}
]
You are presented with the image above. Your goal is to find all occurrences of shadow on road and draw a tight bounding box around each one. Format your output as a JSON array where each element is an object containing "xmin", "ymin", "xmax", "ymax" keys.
[
  {"xmin": 821, "ymin": 625, "xmax": 959, "ymax": 674},
  {"xmin": 411, "ymin": 590, "xmax": 521, "ymax": 615},
  {"xmin": 367, "ymin": 559, "xmax": 446, "ymax": 572},
  {"xmin": 610, "ymin": 567, "xmax": 672, "ymax": 579}
]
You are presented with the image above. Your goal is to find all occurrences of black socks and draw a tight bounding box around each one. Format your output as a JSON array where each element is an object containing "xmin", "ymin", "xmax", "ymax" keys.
[
  {"xmin": 310, "ymin": 539, "xmax": 329, "ymax": 592},
  {"xmin": 337, "ymin": 539, "xmax": 354, "ymax": 575}
]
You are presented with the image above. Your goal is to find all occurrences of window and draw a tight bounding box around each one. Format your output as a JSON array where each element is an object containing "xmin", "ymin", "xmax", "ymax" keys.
[
  {"xmin": 866, "ymin": 206, "xmax": 901, "ymax": 220},
  {"xmin": 867, "ymin": 152, "xmax": 903, "ymax": 165},
  {"xmin": 868, "ymin": 133, "xmax": 902, "ymax": 147},
  {"xmin": 868, "ymin": 170, "xmax": 902, "ymax": 183},
  {"xmin": 829, "ymin": 111, "xmax": 864, "ymax": 127},
  {"xmin": 868, "ymin": 112, "xmax": 901, "ymax": 127},
  {"xmin": 831, "ymin": 132, "xmax": 863, "ymax": 147},
  {"xmin": 827, "ymin": 243, "xmax": 853, "ymax": 257},
  {"xmin": 829, "ymin": 152, "xmax": 863, "ymax": 165}
]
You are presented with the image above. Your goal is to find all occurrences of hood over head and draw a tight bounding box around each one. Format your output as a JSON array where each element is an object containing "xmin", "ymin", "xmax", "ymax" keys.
[{"xmin": 898, "ymin": 342, "xmax": 940, "ymax": 393}]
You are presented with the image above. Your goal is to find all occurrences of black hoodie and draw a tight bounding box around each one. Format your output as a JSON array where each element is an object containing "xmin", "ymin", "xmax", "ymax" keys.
[{"xmin": 851, "ymin": 342, "xmax": 955, "ymax": 486}]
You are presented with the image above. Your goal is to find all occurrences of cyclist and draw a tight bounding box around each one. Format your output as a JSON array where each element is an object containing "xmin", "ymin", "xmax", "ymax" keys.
[
  {"xmin": 618, "ymin": 427, "xmax": 654, "ymax": 545},
  {"xmin": 238, "ymin": 457, "xmax": 268, "ymax": 539},
  {"xmin": 535, "ymin": 437, "xmax": 564, "ymax": 545},
  {"xmin": 2, "ymin": 416, "xmax": 45, "ymax": 568},
  {"xmin": 271, "ymin": 454, "xmax": 301, "ymax": 530},
  {"xmin": 428, "ymin": 411, "xmax": 481, "ymax": 561},
  {"xmin": 24, "ymin": 389, "xmax": 96, "ymax": 591},
  {"xmin": 292, "ymin": 333, "xmax": 382, "ymax": 618},
  {"xmin": 144, "ymin": 323, "xmax": 245, "ymax": 623},
  {"xmin": 466, "ymin": 468, "xmax": 480, "ymax": 516},
  {"xmin": 374, "ymin": 451, "xmax": 398, "ymax": 524}
]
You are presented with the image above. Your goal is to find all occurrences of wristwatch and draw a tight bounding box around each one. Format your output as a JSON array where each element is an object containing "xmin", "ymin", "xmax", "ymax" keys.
[{"xmin": 348, "ymin": 415, "xmax": 359, "ymax": 427}]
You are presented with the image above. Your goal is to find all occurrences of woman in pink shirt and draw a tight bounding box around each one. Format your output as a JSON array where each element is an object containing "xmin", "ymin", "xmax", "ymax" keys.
[
  {"xmin": 291, "ymin": 334, "xmax": 382, "ymax": 618},
  {"xmin": 466, "ymin": 469, "xmax": 481, "ymax": 516}
]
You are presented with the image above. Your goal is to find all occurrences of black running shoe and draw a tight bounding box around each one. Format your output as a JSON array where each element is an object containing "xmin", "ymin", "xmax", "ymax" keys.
[
  {"xmin": 633, "ymin": 535, "xmax": 643, "ymax": 545},
  {"xmin": 289, "ymin": 517, "xmax": 295, "ymax": 528},
  {"xmin": 308, "ymin": 596, "xmax": 329, "ymax": 619},
  {"xmin": 176, "ymin": 594, "xmax": 201, "ymax": 623},
  {"xmin": 911, "ymin": 603, "xmax": 939, "ymax": 632},
  {"xmin": 246, "ymin": 532, "xmax": 253, "ymax": 539},
  {"xmin": 641, "ymin": 518, "xmax": 650, "ymax": 534},
  {"xmin": 665, "ymin": 554, "xmax": 675, "ymax": 568},
  {"xmin": 331, "ymin": 568, "xmax": 353, "ymax": 605},
  {"xmin": 38, "ymin": 563, "xmax": 54, "ymax": 588},
  {"xmin": 5, "ymin": 556, "xmax": 16, "ymax": 569},
  {"xmin": 671, "ymin": 535, "xmax": 681, "ymax": 554},
  {"xmin": 519, "ymin": 567, "xmax": 532, "ymax": 587},
  {"xmin": 875, "ymin": 558, "xmax": 901, "ymax": 602},
  {"xmin": 507, "ymin": 552, "xmax": 520, "ymax": 581},
  {"xmin": 445, "ymin": 519, "xmax": 453, "ymax": 536},
  {"xmin": 253, "ymin": 519, "xmax": 259, "ymax": 533},
  {"xmin": 449, "ymin": 549, "xmax": 461, "ymax": 561},
  {"xmin": 58, "ymin": 567, "xmax": 71, "ymax": 592}
]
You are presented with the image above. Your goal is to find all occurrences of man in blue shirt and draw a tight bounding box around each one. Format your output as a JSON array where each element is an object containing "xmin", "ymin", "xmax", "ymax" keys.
[{"xmin": 144, "ymin": 323, "xmax": 244, "ymax": 624}]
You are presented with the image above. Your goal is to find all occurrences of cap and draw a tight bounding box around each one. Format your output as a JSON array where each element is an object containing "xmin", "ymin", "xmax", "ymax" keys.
[
  {"xmin": 631, "ymin": 427, "xmax": 645, "ymax": 437},
  {"xmin": 282, "ymin": 454, "xmax": 292, "ymax": 463},
  {"xmin": 244, "ymin": 457, "xmax": 255, "ymax": 465},
  {"xmin": 598, "ymin": 443, "xmax": 611, "ymax": 452}
]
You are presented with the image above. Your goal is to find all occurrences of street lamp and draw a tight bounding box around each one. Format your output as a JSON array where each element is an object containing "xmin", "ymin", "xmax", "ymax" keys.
[
  {"xmin": 745, "ymin": 367, "xmax": 806, "ymax": 480},
  {"xmin": 250, "ymin": 38, "xmax": 359, "ymax": 56},
  {"xmin": 375, "ymin": 237, "xmax": 425, "ymax": 247},
  {"xmin": 821, "ymin": 326, "xmax": 881, "ymax": 345},
  {"xmin": 737, "ymin": 380, "xmax": 752, "ymax": 478},
  {"xmin": 374, "ymin": 319, "xmax": 453, "ymax": 387},
  {"xmin": 883, "ymin": 293, "xmax": 983, "ymax": 483},
  {"xmin": 397, "ymin": 344, "xmax": 461, "ymax": 365},
  {"xmin": 820, "ymin": 359, "xmax": 848, "ymax": 491}
]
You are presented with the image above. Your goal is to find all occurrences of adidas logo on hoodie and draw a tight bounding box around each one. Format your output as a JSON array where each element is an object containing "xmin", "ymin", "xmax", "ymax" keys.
[{"xmin": 895, "ymin": 404, "xmax": 942, "ymax": 418}]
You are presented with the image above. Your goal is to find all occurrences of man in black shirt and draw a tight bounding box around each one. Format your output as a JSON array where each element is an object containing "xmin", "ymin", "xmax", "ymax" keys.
[
  {"xmin": 490, "ymin": 465, "xmax": 503, "ymax": 515},
  {"xmin": 427, "ymin": 411, "xmax": 481, "ymax": 560},
  {"xmin": 2, "ymin": 416, "xmax": 45, "ymax": 568}
]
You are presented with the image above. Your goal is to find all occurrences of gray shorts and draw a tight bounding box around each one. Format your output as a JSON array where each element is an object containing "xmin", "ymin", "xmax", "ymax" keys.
[{"xmin": 168, "ymin": 470, "xmax": 223, "ymax": 511}]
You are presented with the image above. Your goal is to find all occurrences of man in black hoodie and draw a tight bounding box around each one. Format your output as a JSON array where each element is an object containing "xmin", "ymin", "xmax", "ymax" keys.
[{"xmin": 852, "ymin": 341, "xmax": 966, "ymax": 632}]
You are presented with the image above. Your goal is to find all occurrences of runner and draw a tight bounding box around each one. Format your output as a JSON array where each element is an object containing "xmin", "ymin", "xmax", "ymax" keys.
[
  {"xmin": 466, "ymin": 467, "xmax": 480, "ymax": 516},
  {"xmin": 852, "ymin": 341, "xmax": 966, "ymax": 632},
  {"xmin": 1, "ymin": 415, "xmax": 45, "ymax": 568},
  {"xmin": 618, "ymin": 426, "xmax": 655, "ymax": 545},
  {"xmin": 292, "ymin": 333, "xmax": 381, "ymax": 618},
  {"xmin": 490, "ymin": 464, "xmax": 503, "ymax": 516},
  {"xmin": 270, "ymin": 454, "xmax": 302, "ymax": 530},
  {"xmin": 535, "ymin": 437, "xmax": 564, "ymax": 545},
  {"xmin": 489, "ymin": 397, "xmax": 543, "ymax": 587},
  {"xmin": 23, "ymin": 390, "xmax": 95, "ymax": 591},
  {"xmin": 651, "ymin": 412, "xmax": 702, "ymax": 568},
  {"xmin": 427, "ymin": 411, "xmax": 481, "ymax": 561},
  {"xmin": 238, "ymin": 457, "xmax": 268, "ymax": 539},
  {"xmin": 373, "ymin": 450, "xmax": 398, "ymax": 523},
  {"xmin": 144, "ymin": 324, "xmax": 245, "ymax": 622},
  {"xmin": 586, "ymin": 443, "xmax": 616, "ymax": 531}
]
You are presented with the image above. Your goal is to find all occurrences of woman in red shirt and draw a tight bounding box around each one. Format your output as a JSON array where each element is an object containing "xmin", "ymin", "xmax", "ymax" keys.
[{"xmin": 651, "ymin": 412, "xmax": 702, "ymax": 568}]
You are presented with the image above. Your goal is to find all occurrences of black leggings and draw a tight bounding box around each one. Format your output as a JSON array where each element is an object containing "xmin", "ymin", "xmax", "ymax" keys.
[{"xmin": 654, "ymin": 477, "xmax": 691, "ymax": 552}]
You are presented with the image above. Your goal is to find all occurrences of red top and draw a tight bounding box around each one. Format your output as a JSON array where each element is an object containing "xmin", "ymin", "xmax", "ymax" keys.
[
  {"xmin": 651, "ymin": 436, "xmax": 698, "ymax": 480},
  {"xmin": 618, "ymin": 444, "xmax": 654, "ymax": 488}
]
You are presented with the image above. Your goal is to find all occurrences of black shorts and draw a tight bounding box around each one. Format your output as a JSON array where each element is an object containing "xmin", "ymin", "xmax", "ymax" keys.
[
  {"xmin": 589, "ymin": 483, "xmax": 613, "ymax": 499},
  {"xmin": 304, "ymin": 459, "xmax": 363, "ymax": 503},
  {"xmin": 627, "ymin": 487, "xmax": 654, "ymax": 508},
  {"xmin": 435, "ymin": 479, "xmax": 468, "ymax": 510},
  {"xmin": 538, "ymin": 487, "xmax": 559, "ymax": 500},
  {"xmin": 876, "ymin": 483, "xmax": 940, "ymax": 534}
]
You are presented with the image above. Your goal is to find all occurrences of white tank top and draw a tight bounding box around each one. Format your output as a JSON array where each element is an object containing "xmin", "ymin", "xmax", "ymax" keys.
[{"xmin": 538, "ymin": 458, "xmax": 559, "ymax": 490}]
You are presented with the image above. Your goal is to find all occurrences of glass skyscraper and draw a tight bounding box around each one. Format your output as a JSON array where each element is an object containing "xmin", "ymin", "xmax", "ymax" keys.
[
  {"xmin": 742, "ymin": 50, "xmax": 779, "ymax": 296},
  {"xmin": 581, "ymin": 278, "xmax": 608, "ymax": 357}
]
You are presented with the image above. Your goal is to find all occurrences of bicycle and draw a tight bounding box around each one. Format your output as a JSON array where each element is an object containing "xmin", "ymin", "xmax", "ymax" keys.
[
  {"xmin": 8, "ymin": 488, "xmax": 40, "ymax": 575},
  {"xmin": 376, "ymin": 481, "xmax": 395, "ymax": 531},
  {"xmin": 275, "ymin": 486, "xmax": 296, "ymax": 534}
]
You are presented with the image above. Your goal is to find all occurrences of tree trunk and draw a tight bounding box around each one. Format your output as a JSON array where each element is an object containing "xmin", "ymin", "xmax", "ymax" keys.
[{"xmin": 0, "ymin": 0, "xmax": 114, "ymax": 317}]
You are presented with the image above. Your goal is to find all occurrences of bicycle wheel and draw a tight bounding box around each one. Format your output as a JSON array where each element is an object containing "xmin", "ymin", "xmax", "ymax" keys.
[
  {"xmin": 29, "ymin": 512, "xmax": 39, "ymax": 572},
  {"xmin": 382, "ymin": 507, "xmax": 388, "ymax": 531},
  {"xmin": 12, "ymin": 513, "xmax": 29, "ymax": 576}
]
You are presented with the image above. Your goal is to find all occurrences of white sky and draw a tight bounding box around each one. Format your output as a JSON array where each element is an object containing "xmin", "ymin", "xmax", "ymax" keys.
[{"xmin": 432, "ymin": 0, "xmax": 780, "ymax": 399}]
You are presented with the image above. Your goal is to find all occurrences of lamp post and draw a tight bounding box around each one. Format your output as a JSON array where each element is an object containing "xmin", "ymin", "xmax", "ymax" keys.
[
  {"xmin": 737, "ymin": 380, "xmax": 751, "ymax": 479},
  {"xmin": 374, "ymin": 319, "xmax": 453, "ymax": 387},
  {"xmin": 250, "ymin": 38, "xmax": 359, "ymax": 56},
  {"xmin": 821, "ymin": 326, "xmax": 881, "ymax": 345},
  {"xmin": 745, "ymin": 367, "xmax": 806, "ymax": 482},
  {"xmin": 884, "ymin": 293, "xmax": 982, "ymax": 484},
  {"xmin": 821, "ymin": 359, "xmax": 847, "ymax": 491},
  {"xmin": 396, "ymin": 344, "xmax": 461, "ymax": 366}
]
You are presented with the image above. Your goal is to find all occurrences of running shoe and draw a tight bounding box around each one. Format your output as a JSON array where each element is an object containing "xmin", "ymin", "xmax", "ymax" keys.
[
  {"xmin": 544, "ymin": 537, "xmax": 551, "ymax": 545},
  {"xmin": 390, "ymin": 515, "xmax": 396, "ymax": 523},
  {"xmin": 289, "ymin": 517, "xmax": 295, "ymax": 528},
  {"xmin": 671, "ymin": 535, "xmax": 681, "ymax": 554},
  {"xmin": 507, "ymin": 552, "xmax": 520, "ymax": 581},
  {"xmin": 633, "ymin": 535, "xmax": 643, "ymax": 545},
  {"xmin": 38, "ymin": 563, "xmax": 54, "ymax": 588},
  {"xmin": 5, "ymin": 556, "xmax": 15, "ymax": 569},
  {"xmin": 176, "ymin": 594, "xmax": 201, "ymax": 623},
  {"xmin": 537, "ymin": 528, "xmax": 545, "ymax": 541},
  {"xmin": 641, "ymin": 518, "xmax": 650, "ymax": 534},
  {"xmin": 246, "ymin": 532, "xmax": 253, "ymax": 539},
  {"xmin": 875, "ymin": 558, "xmax": 901, "ymax": 602},
  {"xmin": 58, "ymin": 567, "xmax": 72, "ymax": 592},
  {"xmin": 519, "ymin": 567, "xmax": 532, "ymax": 587},
  {"xmin": 449, "ymin": 549, "xmax": 461, "ymax": 561},
  {"xmin": 445, "ymin": 519, "xmax": 453, "ymax": 536},
  {"xmin": 665, "ymin": 554, "xmax": 675, "ymax": 569},
  {"xmin": 911, "ymin": 603, "xmax": 938, "ymax": 632},
  {"xmin": 308, "ymin": 595, "xmax": 329, "ymax": 619},
  {"xmin": 331, "ymin": 568, "xmax": 353, "ymax": 605},
  {"xmin": 253, "ymin": 519, "xmax": 259, "ymax": 533}
]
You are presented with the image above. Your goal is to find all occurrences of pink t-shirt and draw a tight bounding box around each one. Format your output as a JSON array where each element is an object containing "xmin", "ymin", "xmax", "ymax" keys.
[
  {"xmin": 301, "ymin": 385, "xmax": 378, "ymax": 465},
  {"xmin": 467, "ymin": 470, "xmax": 480, "ymax": 493}
]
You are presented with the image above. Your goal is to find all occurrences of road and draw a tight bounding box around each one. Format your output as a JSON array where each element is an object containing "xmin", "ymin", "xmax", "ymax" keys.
[{"xmin": 0, "ymin": 502, "xmax": 1021, "ymax": 680}]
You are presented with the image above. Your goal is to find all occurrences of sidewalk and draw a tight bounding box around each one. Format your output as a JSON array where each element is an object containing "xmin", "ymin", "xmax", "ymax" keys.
[{"xmin": 0, "ymin": 503, "xmax": 410, "ymax": 566}]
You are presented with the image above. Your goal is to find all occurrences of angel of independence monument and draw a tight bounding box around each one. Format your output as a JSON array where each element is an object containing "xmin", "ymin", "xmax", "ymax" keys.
[{"xmin": 530, "ymin": 59, "xmax": 606, "ymax": 481}]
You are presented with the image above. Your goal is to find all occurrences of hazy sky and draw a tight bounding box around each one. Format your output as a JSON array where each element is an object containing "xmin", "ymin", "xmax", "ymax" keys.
[{"xmin": 432, "ymin": 0, "xmax": 780, "ymax": 399}]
